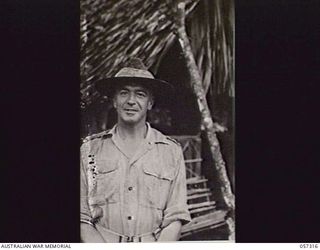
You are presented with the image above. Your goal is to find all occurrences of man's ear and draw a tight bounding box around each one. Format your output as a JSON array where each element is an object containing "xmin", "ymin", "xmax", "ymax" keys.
[
  {"xmin": 113, "ymin": 96, "xmax": 117, "ymax": 109},
  {"xmin": 147, "ymin": 96, "xmax": 154, "ymax": 110}
]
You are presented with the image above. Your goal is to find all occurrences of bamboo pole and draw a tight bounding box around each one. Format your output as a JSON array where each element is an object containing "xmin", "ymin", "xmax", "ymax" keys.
[{"xmin": 173, "ymin": 1, "xmax": 235, "ymax": 240}]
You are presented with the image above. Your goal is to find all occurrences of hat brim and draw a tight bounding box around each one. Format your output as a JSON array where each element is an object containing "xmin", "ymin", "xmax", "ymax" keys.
[{"xmin": 95, "ymin": 77, "xmax": 174, "ymax": 106}]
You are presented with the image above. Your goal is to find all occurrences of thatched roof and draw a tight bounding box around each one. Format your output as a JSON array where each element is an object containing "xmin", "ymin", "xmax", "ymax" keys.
[
  {"xmin": 80, "ymin": 0, "xmax": 199, "ymax": 108},
  {"xmin": 188, "ymin": 0, "xmax": 234, "ymax": 97}
]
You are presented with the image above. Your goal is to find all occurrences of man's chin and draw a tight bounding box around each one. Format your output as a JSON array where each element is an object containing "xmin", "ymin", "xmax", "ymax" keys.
[
  {"xmin": 120, "ymin": 117, "xmax": 139, "ymax": 125},
  {"xmin": 119, "ymin": 113, "xmax": 147, "ymax": 126}
]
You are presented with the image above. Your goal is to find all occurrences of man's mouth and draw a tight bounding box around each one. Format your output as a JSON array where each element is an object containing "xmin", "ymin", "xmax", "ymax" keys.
[{"xmin": 124, "ymin": 108, "xmax": 138, "ymax": 114}]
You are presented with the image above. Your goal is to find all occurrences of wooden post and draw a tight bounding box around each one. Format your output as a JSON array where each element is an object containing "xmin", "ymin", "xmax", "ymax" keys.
[{"xmin": 174, "ymin": 1, "xmax": 235, "ymax": 240}]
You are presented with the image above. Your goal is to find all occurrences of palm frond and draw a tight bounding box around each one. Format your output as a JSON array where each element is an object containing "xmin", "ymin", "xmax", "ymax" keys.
[{"xmin": 187, "ymin": 0, "xmax": 234, "ymax": 97}]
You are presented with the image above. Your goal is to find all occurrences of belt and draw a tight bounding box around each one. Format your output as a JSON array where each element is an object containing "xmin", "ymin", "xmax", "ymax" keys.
[{"xmin": 95, "ymin": 224, "xmax": 161, "ymax": 243}]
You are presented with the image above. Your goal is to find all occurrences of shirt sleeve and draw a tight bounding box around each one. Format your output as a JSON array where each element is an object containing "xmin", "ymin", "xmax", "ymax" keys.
[
  {"xmin": 80, "ymin": 144, "xmax": 93, "ymax": 224},
  {"xmin": 161, "ymin": 146, "xmax": 191, "ymax": 228}
]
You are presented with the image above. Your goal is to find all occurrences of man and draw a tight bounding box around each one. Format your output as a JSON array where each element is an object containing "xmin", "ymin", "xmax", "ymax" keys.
[{"xmin": 80, "ymin": 59, "xmax": 191, "ymax": 242}]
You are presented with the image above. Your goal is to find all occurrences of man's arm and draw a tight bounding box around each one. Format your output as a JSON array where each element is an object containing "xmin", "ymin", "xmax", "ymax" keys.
[
  {"xmin": 157, "ymin": 221, "xmax": 182, "ymax": 241},
  {"xmin": 80, "ymin": 144, "xmax": 106, "ymax": 243},
  {"xmin": 159, "ymin": 145, "xmax": 191, "ymax": 241},
  {"xmin": 80, "ymin": 223, "xmax": 105, "ymax": 243}
]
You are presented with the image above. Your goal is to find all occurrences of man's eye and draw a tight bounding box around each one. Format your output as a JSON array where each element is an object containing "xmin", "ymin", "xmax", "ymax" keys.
[
  {"xmin": 119, "ymin": 91, "xmax": 128, "ymax": 96},
  {"xmin": 137, "ymin": 92, "xmax": 147, "ymax": 98}
]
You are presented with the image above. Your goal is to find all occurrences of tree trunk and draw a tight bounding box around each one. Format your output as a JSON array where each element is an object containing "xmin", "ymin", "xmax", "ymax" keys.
[{"xmin": 174, "ymin": 1, "xmax": 235, "ymax": 240}]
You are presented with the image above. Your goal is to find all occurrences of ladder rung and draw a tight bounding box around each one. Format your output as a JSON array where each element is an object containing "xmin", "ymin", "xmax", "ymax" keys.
[
  {"xmin": 181, "ymin": 210, "xmax": 227, "ymax": 233},
  {"xmin": 181, "ymin": 221, "xmax": 226, "ymax": 237},
  {"xmin": 187, "ymin": 188, "xmax": 210, "ymax": 195},
  {"xmin": 184, "ymin": 158, "xmax": 202, "ymax": 164},
  {"xmin": 190, "ymin": 205, "xmax": 216, "ymax": 214},
  {"xmin": 188, "ymin": 192, "xmax": 212, "ymax": 200},
  {"xmin": 187, "ymin": 178, "xmax": 208, "ymax": 185},
  {"xmin": 188, "ymin": 200, "xmax": 216, "ymax": 210}
]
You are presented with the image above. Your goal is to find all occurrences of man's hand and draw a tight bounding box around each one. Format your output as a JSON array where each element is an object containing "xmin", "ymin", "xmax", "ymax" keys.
[
  {"xmin": 157, "ymin": 221, "xmax": 182, "ymax": 241},
  {"xmin": 80, "ymin": 223, "xmax": 106, "ymax": 243}
]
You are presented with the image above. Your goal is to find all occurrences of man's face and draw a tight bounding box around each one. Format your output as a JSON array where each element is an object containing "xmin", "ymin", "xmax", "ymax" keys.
[{"xmin": 113, "ymin": 84, "xmax": 153, "ymax": 126}]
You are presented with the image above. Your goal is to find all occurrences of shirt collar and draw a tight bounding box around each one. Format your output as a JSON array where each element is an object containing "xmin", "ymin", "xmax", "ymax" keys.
[
  {"xmin": 104, "ymin": 122, "xmax": 168, "ymax": 145},
  {"xmin": 146, "ymin": 122, "xmax": 169, "ymax": 145}
]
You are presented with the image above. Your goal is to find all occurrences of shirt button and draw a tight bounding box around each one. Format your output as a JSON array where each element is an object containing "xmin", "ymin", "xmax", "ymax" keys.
[
  {"xmin": 128, "ymin": 186, "xmax": 133, "ymax": 191},
  {"xmin": 127, "ymin": 216, "xmax": 133, "ymax": 220}
]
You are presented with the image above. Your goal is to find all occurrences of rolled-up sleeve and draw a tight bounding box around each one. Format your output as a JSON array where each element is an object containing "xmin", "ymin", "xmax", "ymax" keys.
[
  {"xmin": 162, "ymin": 147, "xmax": 191, "ymax": 228},
  {"xmin": 80, "ymin": 144, "xmax": 93, "ymax": 224}
]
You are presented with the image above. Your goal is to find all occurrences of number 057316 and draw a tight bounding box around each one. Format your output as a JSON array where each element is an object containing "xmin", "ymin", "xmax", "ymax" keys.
[{"xmin": 300, "ymin": 244, "xmax": 318, "ymax": 248}]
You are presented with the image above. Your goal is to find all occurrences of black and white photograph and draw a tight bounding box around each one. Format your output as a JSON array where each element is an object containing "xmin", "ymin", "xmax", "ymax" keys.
[
  {"xmin": 80, "ymin": 0, "xmax": 235, "ymax": 242},
  {"xmin": 3, "ymin": 0, "xmax": 319, "ymax": 245}
]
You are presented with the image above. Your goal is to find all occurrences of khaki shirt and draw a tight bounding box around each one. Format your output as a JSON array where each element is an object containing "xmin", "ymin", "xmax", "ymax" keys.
[{"xmin": 80, "ymin": 123, "xmax": 191, "ymax": 240}]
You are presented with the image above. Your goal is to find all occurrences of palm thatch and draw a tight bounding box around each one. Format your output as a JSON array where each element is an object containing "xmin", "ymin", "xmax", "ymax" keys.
[
  {"xmin": 188, "ymin": 0, "xmax": 234, "ymax": 97},
  {"xmin": 187, "ymin": 0, "xmax": 235, "ymax": 199},
  {"xmin": 80, "ymin": 0, "xmax": 199, "ymax": 108}
]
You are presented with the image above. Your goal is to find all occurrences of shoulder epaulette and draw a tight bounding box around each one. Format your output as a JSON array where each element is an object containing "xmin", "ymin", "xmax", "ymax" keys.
[
  {"xmin": 165, "ymin": 136, "xmax": 181, "ymax": 146},
  {"xmin": 82, "ymin": 130, "xmax": 110, "ymax": 143}
]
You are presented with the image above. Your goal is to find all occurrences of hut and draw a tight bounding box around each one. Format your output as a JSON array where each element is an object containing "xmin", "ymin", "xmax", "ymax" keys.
[{"xmin": 80, "ymin": 0, "xmax": 234, "ymax": 241}]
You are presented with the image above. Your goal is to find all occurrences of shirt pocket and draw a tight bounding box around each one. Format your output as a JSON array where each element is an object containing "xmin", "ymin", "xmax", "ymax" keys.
[
  {"xmin": 141, "ymin": 163, "xmax": 175, "ymax": 210},
  {"xmin": 95, "ymin": 159, "xmax": 120, "ymax": 204}
]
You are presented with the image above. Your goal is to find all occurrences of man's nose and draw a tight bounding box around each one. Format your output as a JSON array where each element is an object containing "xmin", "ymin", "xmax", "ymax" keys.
[{"xmin": 126, "ymin": 93, "xmax": 136, "ymax": 105}]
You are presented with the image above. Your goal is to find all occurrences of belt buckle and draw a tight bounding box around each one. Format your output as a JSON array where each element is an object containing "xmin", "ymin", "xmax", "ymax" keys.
[{"xmin": 126, "ymin": 236, "xmax": 134, "ymax": 242}]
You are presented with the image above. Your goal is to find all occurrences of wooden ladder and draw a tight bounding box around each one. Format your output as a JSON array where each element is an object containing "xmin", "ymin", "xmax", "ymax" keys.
[{"xmin": 171, "ymin": 135, "xmax": 228, "ymax": 239}]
